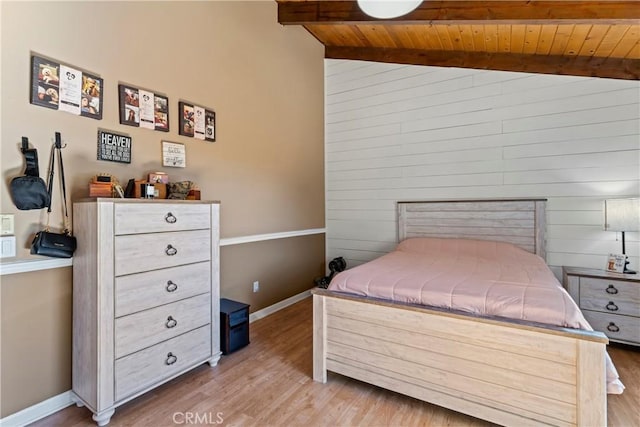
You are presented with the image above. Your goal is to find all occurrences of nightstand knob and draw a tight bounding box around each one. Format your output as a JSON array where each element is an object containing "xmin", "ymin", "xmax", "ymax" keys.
[
  {"xmin": 606, "ymin": 285, "xmax": 618, "ymax": 294},
  {"xmin": 166, "ymin": 280, "xmax": 178, "ymax": 292},
  {"xmin": 607, "ymin": 322, "xmax": 620, "ymax": 333},
  {"xmin": 605, "ymin": 301, "xmax": 619, "ymax": 311},
  {"xmin": 165, "ymin": 212, "xmax": 177, "ymax": 223},
  {"xmin": 166, "ymin": 352, "xmax": 178, "ymax": 365},
  {"xmin": 165, "ymin": 315, "xmax": 178, "ymax": 328}
]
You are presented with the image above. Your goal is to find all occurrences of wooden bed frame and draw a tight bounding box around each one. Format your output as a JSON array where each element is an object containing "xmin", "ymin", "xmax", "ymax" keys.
[{"xmin": 313, "ymin": 199, "xmax": 609, "ymax": 427}]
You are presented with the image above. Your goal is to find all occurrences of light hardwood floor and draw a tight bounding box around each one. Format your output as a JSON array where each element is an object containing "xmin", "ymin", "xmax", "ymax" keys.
[{"xmin": 33, "ymin": 297, "xmax": 639, "ymax": 427}]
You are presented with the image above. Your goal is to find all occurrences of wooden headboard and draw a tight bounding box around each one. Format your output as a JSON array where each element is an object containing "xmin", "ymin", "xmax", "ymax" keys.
[{"xmin": 397, "ymin": 199, "xmax": 547, "ymax": 258}]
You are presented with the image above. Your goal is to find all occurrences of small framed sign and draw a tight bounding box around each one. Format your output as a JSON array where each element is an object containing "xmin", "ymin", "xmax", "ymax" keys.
[
  {"xmin": 162, "ymin": 141, "xmax": 186, "ymax": 168},
  {"xmin": 97, "ymin": 129, "xmax": 132, "ymax": 164},
  {"xmin": 606, "ymin": 253, "xmax": 625, "ymax": 273}
]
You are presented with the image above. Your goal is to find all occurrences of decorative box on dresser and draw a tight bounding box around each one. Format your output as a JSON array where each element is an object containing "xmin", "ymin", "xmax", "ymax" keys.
[
  {"xmin": 563, "ymin": 266, "xmax": 640, "ymax": 346},
  {"xmin": 72, "ymin": 199, "xmax": 221, "ymax": 426}
]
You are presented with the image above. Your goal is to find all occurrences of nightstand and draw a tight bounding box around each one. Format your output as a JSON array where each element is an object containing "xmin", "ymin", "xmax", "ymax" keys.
[
  {"xmin": 220, "ymin": 298, "xmax": 250, "ymax": 354},
  {"xmin": 563, "ymin": 266, "xmax": 640, "ymax": 346}
]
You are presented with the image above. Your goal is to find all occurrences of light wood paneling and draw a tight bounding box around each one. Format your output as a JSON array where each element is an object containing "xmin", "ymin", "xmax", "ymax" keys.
[{"xmin": 325, "ymin": 60, "xmax": 640, "ymax": 273}]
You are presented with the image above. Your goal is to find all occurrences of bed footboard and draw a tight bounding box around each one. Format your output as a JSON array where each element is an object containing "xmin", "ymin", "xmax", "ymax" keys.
[{"xmin": 312, "ymin": 290, "xmax": 608, "ymax": 427}]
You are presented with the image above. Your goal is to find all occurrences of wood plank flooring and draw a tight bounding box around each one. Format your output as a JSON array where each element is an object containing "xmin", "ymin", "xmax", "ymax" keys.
[{"xmin": 32, "ymin": 297, "xmax": 639, "ymax": 426}]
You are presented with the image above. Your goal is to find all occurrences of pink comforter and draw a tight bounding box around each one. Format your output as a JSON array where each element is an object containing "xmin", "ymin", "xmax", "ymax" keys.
[{"xmin": 328, "ymin": 237, "xmax": 624, "ymax": 394}]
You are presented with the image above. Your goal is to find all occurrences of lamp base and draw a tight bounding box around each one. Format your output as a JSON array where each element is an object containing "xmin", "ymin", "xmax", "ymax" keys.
[{"xmin": 623, "ymin": 258, "xmax": 636, "ymax": 275}]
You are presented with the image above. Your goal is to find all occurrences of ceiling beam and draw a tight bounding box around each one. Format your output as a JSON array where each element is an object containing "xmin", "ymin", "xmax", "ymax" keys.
[
  {"xmin": 325, "ymin": 46, "xmax": 640, "ymax": 80},
  {"xmin": 278, "ymin": 1, "xmax": 640, "ymax": 25}
]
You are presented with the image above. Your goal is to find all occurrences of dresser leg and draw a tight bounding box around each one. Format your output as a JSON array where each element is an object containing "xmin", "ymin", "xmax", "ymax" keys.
[
  {"xmin": 207, "ymin": 351, "xmax": 222, "ymax": 367},
  {"xmin": 92, "ymin": 409, "xmax": 115, "ymax": 426}
]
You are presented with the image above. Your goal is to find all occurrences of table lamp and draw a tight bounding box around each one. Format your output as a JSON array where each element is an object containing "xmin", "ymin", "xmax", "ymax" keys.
[{"xmin": 604, "ymin": 198, "xmax": 640, "ymax": 274}]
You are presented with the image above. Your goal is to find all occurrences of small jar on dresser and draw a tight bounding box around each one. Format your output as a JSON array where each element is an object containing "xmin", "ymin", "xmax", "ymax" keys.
[
  {"xmin": 71, "ymin": 199, "xmax": 221, "ymax": 426},
  {"xmin": 563, "ymin": 266, "xmax": 640, "ymax": 346}
]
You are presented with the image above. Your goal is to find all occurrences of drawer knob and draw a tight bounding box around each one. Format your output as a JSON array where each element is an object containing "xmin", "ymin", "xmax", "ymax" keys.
[
  {"xmin": 165, "ymin": 315, "xmax": 178, "ymax": 328},
  {"xmin": 605, "ymin": 301, "xmax": 619, "ymax": 311},
  {"xmin": 607, "ymin": 322, "xmax": 620, "ymax": 333},
  {"xmin": 165, "ymin": 245, "xmax": 178, "ymax": 256},
  {"xmin": 605, "ymin": 285, "xmax": 619, "ymax": 294},
  {"xmin": 166, "ymin": 281, "xmax": 178, "ymax": 292},
  {"xmin": 166, "ymin": 352, "xmax": 178, "ymax": 365},
  {"xmin": 165, "ymin": 212, "xmax": 177, "ymax": 223}
]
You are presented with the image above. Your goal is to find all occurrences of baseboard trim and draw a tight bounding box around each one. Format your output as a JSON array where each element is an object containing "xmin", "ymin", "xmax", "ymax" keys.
[
  {"xmin": 249, "ymin": 288, "xmax": 313, "ymax": 323},
  {"xmin": 0, "ymin": 391, "xmax": 74, "ymax": 427},
  {"xmin": 0, "ymin": 291, "xmax": 313, "ymax": 426}
]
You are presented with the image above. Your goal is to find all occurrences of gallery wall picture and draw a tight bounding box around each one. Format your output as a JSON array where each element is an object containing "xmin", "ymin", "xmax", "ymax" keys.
[
  {"xmin": 30, "ymin": 54, "xmax": 103, "ymax": 120},
  {"xmin": 118, "ymin": 84, "xmax": 169, "ymax": 132},
  {"xmin": 179, "ymin": 101, "xmax": 215, "ymax": 142}
]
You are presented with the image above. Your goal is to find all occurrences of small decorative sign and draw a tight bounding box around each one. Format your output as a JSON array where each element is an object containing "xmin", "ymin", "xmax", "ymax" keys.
[
  {"xmin": 162, "ymin": 141, "xmax": 186, "ymax": 168},
  {"xmin": 179, "ymin": 101, "xmax": 215, "ymax": 142},
  {"xmin": 97, "ymin": 129, "xmax": 132, "ymax": 163},
  {"xmin": 606, "ymin": 253, "xmax": 626, "ymax": 273}
]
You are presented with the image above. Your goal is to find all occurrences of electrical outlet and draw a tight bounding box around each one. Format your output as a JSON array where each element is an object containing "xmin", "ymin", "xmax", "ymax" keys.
[{"xmin": 253, "ymin": 281, "xmax": 260, "ymax": 293}]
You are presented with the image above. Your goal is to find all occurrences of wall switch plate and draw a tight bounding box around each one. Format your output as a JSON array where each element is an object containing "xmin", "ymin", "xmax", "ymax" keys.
[
  {"xmin": 0, "ymin": 236, "xmax": 16, "ymax": 258},
  {"xmin": 253, "ymin": 281, "xmax": 260, "ymax": 293},
  {"xmin": 0, "ymin": 214, "xmax": 15, "ymax": 235}
]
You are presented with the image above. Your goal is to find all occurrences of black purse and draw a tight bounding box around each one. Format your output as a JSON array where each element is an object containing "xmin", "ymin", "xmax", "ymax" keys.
[
  {"xmin": 31, "ymin": 133, "xmax": 77, "ymax": 258},
  {"xmin": 10, "ymin": 137, "xmax": 50, "ymax": 210}
]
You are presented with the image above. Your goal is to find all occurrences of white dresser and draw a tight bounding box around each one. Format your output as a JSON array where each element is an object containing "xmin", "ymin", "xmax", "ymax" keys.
[
  {"xmin": 563, "ymin": 266, "xmax": 640, "ymax": 346},
  {"xmin": 72, "ymin": 199, "xmax": 221, "ymax": 426}
]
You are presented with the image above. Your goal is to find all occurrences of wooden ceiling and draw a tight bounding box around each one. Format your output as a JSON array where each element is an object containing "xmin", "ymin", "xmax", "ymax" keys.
[{"xmin": 277, "ymin": 1, "xmax": 640, "ymax": 80}]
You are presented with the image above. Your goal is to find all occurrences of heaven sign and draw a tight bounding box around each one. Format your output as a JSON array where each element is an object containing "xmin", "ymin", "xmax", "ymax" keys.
[{"xmin": 97, "ymin": 129, "xmax": 132, "ymax": 163}]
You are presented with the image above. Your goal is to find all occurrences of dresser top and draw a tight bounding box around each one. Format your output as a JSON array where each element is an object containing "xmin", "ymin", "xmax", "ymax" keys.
[
  {"xmin": 563, "ymin": 266, "xmax": 640, "ymax": 283},
  {"xmin": 75, "ymin": 198, "xmax": 220, "ymax": 204}
]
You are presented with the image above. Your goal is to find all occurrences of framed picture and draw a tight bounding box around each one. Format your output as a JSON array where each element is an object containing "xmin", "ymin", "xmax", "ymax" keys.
[
  {"xmin": 30, "ymin": 54, "xmax": 103, "ymax": 120},
  {"xmin": 80, "ymin": 73, "xmax": 103, "ymax": 120},
  {"xmin": 154, "ymin": 94, "xmax": 170, "ymax": 132},
  {"xmin": 205, "ymin": 110, "xmax": 216, "ymax": 142},
  {"xmin": 119, "ymin": 84, "xmax": 140, "ymax": 126},
  {"xmin": 179, "ymin": 102, "xmax": 195, "ymax": 137},
  {"xmin": 606, "ymin": 253, "xmax": 625, "ymax": 273},
  {"xmin": 97, "ymin": 129, "xmax": 132, "ymax": 164}
]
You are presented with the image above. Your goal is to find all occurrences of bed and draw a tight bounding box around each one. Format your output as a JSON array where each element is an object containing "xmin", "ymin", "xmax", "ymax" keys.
[{"xmin": 313, "ymin": 199, "xmax": 616, "ymax": 427}]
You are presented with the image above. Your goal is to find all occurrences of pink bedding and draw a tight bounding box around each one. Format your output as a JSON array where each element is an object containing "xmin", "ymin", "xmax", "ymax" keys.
[{"xmin": 328, "ymin": 237, "xmax": 624, "ymax": 394}]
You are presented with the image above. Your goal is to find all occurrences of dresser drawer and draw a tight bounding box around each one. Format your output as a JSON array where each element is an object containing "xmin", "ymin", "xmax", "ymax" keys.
[
  {"xmin": 579, "ymin": 278, "xmax": 640, "ymax": 317},
  {"xmin": 115, "ymin": 229, "xmax": 211, "ymax": 276},
  {"xmin": 115, "ymin": 293, "xmax": 211, "ymax": 358},
  {"xmin": 115, "ymin": 325, "xmax": 211, "ymax": 402},
  {"xmin": 114, "ymin": 203, "xmax": 212, "ymax": 235},
  {"xmin": 582, "ymin": 310, "xmax": 640, "ymax": 344},
  {"xmin": 115, "ymin": 262, "xmax": 211, "ymax": 317}
]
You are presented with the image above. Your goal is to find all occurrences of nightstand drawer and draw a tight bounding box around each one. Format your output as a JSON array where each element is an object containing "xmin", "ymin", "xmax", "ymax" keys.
[
  {"xmin": 115, "ymin": 293, "xmax": 211, "ymax": 358},
  {"xmin": 115, "ymin": 229, "xmax": 211, "ymax": 276},
  {"xmin": 115, "ymin": 325, "xmax": 211, "ymax": 402},
  {"xmin": 114, "ymin": 203, "xmax": 212, "ymax": 235},
  {"xmin": 580, "ymin": 278, "xmax": 640, "ymax": 317},
  {"xmin": 583, "ymin": 310, "xmax": 640, "ymax": 344},
  {"xmin": 115, "ymin": 262, "xmax": 211, "ymax": 317}
]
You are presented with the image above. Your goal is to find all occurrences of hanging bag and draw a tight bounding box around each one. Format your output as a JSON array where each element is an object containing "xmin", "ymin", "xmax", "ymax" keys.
[
  {"xmin": 31, "ymin": 132, "xmax": 77, "ymax": 258},
  {"xmin": 10, "ymin": 137, "xmax": 50, "ymax": 210}
]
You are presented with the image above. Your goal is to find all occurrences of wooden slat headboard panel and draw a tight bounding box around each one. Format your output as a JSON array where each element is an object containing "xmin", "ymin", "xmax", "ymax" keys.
[{"xmin": 398, "ymin": 199, "xmax": 547, "ymax": 258}]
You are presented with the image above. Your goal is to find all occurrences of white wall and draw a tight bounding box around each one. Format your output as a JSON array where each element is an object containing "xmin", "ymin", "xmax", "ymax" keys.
[{"xmin": 325, "ymin": 60, "xmax": 640, "ymax": 277}]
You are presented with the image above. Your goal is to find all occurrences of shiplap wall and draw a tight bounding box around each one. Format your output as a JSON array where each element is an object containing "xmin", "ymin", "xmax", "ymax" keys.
[{"xmin": 325, "ymin": 59, "xmax": 640, "ymax": 277}]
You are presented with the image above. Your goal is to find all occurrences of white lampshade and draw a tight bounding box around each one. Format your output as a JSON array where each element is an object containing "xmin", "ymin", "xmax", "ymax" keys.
[
  {"xmin": 604, "ymin": 198, "xmax": 640, "ymax": 232},
  {"xmin": 357, "ymin": 0, "xmax": 422, "ymax": 19}
]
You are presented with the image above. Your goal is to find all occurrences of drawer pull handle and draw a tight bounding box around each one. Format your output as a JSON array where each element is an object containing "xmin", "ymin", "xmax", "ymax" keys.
[
  {"xmin": 165, "ymin": 316, "xmax": 178, "ymax": 328},
  {"xmin": 607, "ymin": 322, "xmax": 620, "ymax": 333},
  {"xmin": 165, "ymin": 212, "xmax": 177, "ymax": 223},
  {"xmin": 165, "ymin": 245, "xmax": 178, "ymax": 256},
  {"xmin": 166, "ymin": 352, "xmax": 178, "ymax": 365},
  {"xmin": 606, "ymin": 285, "xmax": 618, "ymax": 294},
  {"xmin": 606, "ymin": 301, "xmax": 619, "ymax": 311},
  {"xmin": 166, "ymin": 281, "xmax": 178, "ymax": 292}
]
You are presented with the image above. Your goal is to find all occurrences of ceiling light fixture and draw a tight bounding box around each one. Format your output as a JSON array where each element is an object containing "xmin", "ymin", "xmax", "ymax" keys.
[{"xmin": 357, "ymin": 0, "xmax": 422, "ymax": 19}]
